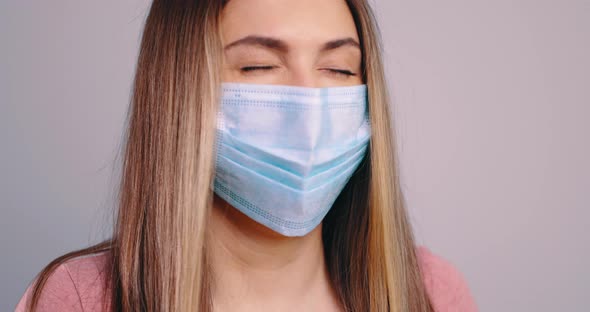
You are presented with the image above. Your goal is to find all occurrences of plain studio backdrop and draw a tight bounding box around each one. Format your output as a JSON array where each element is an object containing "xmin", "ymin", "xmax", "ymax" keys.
[{"xmin": 1, "ymin": 1, "xmax": 588, "ymax": 311}]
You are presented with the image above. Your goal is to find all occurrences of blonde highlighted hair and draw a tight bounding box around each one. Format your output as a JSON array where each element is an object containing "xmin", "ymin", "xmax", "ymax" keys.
[{"xmin": 25, "ymin": 1, "xmax": 433, "ymax": 311}]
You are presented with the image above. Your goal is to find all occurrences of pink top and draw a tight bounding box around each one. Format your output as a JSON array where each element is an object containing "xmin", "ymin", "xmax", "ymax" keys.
[{"xmin": 14, "ymin": 246, "xmax": 477, "ymax": 311}]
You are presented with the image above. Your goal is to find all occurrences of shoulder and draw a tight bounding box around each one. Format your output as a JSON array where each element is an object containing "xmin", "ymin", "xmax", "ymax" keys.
[
  {"xmin": 15, "ymin": 251, "xmax": 112, "ymax": 312},
  {"xmin": 415, "ymin": 245, "xmax": 478, "ymax": 312}
]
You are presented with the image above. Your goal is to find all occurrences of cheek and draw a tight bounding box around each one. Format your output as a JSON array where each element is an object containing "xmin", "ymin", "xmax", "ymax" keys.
[{"xmin": 317, "ymin": 75, "xmax": 363, "ymax": 87}]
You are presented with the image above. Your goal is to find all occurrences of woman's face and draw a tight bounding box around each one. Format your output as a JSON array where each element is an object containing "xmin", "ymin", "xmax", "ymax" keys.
[{"xmin": 221, "ymin": 0, "xmax": 362, "ymax": 87}]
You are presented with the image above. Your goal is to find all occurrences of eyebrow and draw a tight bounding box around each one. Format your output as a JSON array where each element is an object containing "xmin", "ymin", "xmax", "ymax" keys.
[{"xmin": 223, "ymin": 35, "xmax": 361, "ymax": 53}]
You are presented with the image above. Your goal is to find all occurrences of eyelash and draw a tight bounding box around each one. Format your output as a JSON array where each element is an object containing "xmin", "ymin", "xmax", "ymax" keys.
[
  {"xmin": 324, "ymin": 68, "xmax": 356, "ymax": 77},
  {"xmin": 239, "ymin": 66, "xmax": 356, "ymax": 77},
  {"xmin": 240, "ymin": 65, "xmax": 276, "ymax": 72}
]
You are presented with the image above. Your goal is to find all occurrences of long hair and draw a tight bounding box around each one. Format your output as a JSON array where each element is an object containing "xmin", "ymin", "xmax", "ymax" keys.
[{"xmin": 25, "ymin": 1, "xmax": 433, "ymax": 311}]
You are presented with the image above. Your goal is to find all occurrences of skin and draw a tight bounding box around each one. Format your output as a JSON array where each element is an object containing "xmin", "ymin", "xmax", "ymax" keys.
[{"xmin": 209, "ymin": 0, "xmax": 362, "ymax": 311}]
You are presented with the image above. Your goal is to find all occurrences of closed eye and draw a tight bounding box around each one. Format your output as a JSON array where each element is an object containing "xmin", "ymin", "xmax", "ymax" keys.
[
  {"xmin": 322, "ymin": 68, "xmax": 357, "ymax": 77},
  {"xmin": 240, "ymin": 65, "xmax": 277, "ymax": 73},
  {"xmin": 238, "ymin": 66, "xmax": 357, "ymax": 78}
]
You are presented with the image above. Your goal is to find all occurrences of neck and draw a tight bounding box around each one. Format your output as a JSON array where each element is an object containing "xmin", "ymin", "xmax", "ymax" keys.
[{"xmin": 207, "ymin": 194, "xmax": 341, "ymax": 311}]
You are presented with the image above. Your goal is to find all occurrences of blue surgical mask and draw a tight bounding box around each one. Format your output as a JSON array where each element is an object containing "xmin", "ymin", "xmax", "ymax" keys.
[{"xmin": 213, "ymin": 82, "xmax": 371, "ymax": 236}]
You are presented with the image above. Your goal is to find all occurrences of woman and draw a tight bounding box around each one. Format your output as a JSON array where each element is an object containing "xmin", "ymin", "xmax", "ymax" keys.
[{"xmin": 16, "ymin": 0, "xmax": 477, "ymax": 311}]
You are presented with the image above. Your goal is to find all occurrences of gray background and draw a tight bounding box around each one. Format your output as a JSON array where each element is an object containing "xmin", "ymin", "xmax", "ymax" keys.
[{"xmin": 1, "ymin": 1, "xmax": 588, "ymax": 311}]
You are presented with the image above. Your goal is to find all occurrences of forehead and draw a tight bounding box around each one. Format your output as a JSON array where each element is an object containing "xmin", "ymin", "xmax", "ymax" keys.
[{"xmin": 221, "ymin": 0, "xmax": 359, "ymax": 45}]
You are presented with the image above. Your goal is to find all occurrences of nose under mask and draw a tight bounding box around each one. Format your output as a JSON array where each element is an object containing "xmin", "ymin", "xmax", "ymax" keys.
[{"xmin": 213, "ymin": 82, "xmax": 371, "ymax": 237}]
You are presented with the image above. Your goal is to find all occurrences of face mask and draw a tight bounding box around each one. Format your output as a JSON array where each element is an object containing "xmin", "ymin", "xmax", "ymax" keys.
[{"xmin": 213, "ymin": 82, "xmax": 371, "ymax": 236}]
